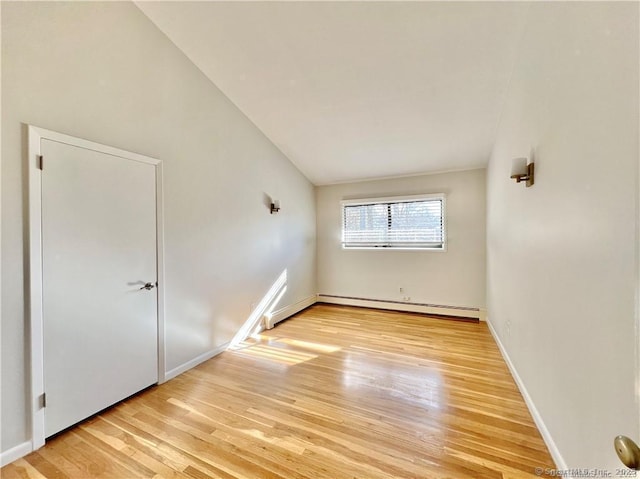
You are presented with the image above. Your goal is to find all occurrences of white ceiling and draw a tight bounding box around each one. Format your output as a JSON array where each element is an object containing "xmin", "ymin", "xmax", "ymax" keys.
[{"xmin": 136, "ymin": 1, "xmax": 529, "ymax": 185}]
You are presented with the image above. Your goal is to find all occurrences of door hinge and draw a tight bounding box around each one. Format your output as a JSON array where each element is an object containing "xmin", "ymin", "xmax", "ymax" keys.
[
  {"xmin": 36, "ymin": 155, "xmax": 43, "ymax": 170},
  {"xmin": 40, "ymin": 393, "xmax": 47, "ymax": 408}
]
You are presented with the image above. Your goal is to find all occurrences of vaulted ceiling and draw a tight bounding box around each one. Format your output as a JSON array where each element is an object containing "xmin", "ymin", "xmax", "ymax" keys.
[{"xmin": 136, "ymin": 1, "xmax": 530, "ymax": 185}]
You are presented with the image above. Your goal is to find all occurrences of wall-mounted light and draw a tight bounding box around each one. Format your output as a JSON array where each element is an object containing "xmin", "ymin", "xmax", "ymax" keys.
[
  {"xmin": 270, "ymin": 199, "xmax": 281, "ymax": 214},
  {"xmin": 510, "ymin": 157, "xmax": 534, "ymax": 187}
]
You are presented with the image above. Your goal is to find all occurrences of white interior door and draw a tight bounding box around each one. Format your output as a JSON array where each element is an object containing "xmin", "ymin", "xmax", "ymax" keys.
[{"xmin": 41, "ymin": 138, "xmax": 159, "ymax": 437}]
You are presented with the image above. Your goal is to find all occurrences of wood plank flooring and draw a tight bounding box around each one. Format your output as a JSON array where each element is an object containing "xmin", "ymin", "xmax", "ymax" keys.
[{"xmin": 2, "ymin": 304, "xmax": 555, "ymax": 478}]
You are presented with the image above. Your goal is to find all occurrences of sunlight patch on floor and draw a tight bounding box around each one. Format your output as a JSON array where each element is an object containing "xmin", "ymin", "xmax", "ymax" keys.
[
  {"xmin": 232, "ymin": 340, "xmax": 318, "ymax": 366},
  {"xmin": 274, "ymin": 337, "xmax": 341, "ymax": 353},
  {"xmin": 232, "ymin": 333, "xmax": 343, "ymax": 366}
]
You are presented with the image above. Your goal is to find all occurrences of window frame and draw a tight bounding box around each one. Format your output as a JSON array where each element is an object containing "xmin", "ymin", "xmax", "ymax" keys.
[{"xmin": 340, "ymin": 193, "xmax": 447, "ymax": 251}]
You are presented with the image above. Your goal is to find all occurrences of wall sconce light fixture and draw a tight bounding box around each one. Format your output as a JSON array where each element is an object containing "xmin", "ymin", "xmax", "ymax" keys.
[
  {"xmin": 270, "ymin": 199, "xmax": 281, "ymax": 214},
  {"xmin": 510, "ymin": 157, "xmax": 535, "ymax": 187}
]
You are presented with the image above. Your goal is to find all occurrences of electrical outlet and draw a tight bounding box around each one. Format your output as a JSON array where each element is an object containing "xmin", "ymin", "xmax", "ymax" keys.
[
  {"xmin": 399, "ymin": 287, "xmax": 404, "ymax": 293},
  {"xmin": 505, "ymin": 319, "xmax": 511, "ymax": 338}
]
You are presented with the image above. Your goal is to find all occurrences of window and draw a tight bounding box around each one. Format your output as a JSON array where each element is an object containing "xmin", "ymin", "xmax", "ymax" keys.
[{"xmin": 342, "ymin": 194, "xmax": 445, "ymax": 250}]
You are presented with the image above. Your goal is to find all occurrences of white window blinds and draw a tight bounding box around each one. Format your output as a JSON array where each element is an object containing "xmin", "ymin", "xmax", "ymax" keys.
[{"xmin": 342, "ymin": 196, "xmax": 445, "ymax": 249}]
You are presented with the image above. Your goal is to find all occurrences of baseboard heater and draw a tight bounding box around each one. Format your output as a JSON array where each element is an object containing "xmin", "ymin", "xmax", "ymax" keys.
[
  {"xmin": 263, "ymin": 294, "xmax": 319, "ymax": 329},
  {"xmin": 317, "ymin": 294, "xmax": 483, "ymax": 320}
]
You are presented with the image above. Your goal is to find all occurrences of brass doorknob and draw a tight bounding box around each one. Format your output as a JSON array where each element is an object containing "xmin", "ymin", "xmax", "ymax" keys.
[{"xmin": 614, "ymin": 435, "xmax": 640, "ymax": 470}]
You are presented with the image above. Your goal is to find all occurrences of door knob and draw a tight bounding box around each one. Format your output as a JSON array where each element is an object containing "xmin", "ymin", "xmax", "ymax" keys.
[
  {"xmin": 614, "ymin": 435, "xmax": 640, "ymax": 470},
  {"xmin": 140, "ymin": 282, "xmax": 156, "ymax": 290}
]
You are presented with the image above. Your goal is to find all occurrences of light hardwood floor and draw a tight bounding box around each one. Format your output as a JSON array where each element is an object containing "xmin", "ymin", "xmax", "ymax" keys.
[{"xmin": 2, "ymin": 304, "xmax": 555, "ymax": 478}]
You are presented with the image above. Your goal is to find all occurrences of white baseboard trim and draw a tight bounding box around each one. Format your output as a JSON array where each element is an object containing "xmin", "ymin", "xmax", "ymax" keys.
[
  {"xmin": 1, "ymin": 441, "xmax": 32, "ymax": 467},
  {"xmin": 264, "ymin": 294, "xmax": 318, "ymax": 329},
  {"xmin": 487, "ymin": 320, "xmax": 568, "ymax": 473},
  {"xmin": 164, "ymin": 341, "xmax": 230, "ymax": 382},
  {"xmin": 318, "ymin": 294, "xmax": 482, "ymax": 320}
]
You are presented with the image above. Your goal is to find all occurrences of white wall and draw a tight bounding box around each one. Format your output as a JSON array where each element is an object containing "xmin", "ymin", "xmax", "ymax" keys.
[
  {"xmin": 316, "ymin": 169, "xmax": 486, "ymax": 310},
  {"xmin": 487, "ymin": 2, "xmax": 639, "ymax": 471},
  {"xmin": 1, "ymin": 1, "xmax": 316, "ymax": 454}
]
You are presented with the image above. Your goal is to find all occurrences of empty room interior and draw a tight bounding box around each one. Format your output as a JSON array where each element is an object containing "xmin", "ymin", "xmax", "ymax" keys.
[{"xmin": 1, "ymin": 1, "xmax": 639, "ymax": 478}]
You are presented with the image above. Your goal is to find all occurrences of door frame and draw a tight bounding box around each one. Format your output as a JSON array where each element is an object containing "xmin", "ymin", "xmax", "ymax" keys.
[{"xmin": 27, "ymin": 125, "xmax": 166, "ymax": 450}]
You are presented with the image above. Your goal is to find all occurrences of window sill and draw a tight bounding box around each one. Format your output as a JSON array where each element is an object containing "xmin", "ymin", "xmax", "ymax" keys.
[{"xmin": 342, "ymin": 246, "xmax": 447, "ymax": 252}]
